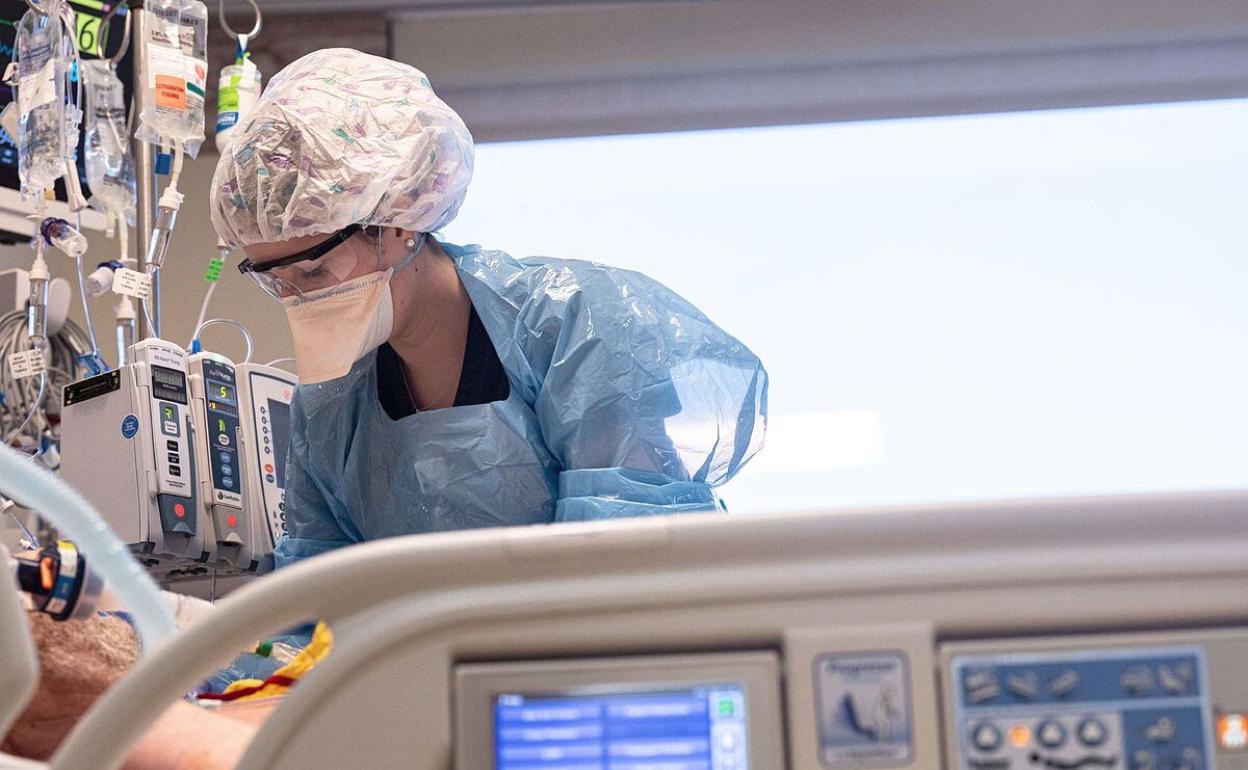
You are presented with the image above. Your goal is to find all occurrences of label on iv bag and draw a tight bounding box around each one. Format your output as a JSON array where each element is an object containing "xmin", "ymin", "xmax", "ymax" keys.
[
  {"xmin": 17, "ymin": 61, "xmax": 57, "ymax": 115},
  {"xmin": 112, "ymin": 268, "xmax": 153, "ymax": 299},
  {"xmin": 150, "ymin": 45, "xmax": 188, "ymax": 110},
  {"xmin": 8, "ymin": 349, "xmax": 45, "ymax": 379}
]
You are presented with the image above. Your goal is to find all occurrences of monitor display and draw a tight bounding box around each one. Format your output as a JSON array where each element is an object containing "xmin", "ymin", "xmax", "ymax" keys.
[
  {"xmin": 494, "ymin": 684, "xmax": 749, "ymax": 770},
  {"xmin": 266, "ymin": 398, "xmax": 290, "ymax": 488}
]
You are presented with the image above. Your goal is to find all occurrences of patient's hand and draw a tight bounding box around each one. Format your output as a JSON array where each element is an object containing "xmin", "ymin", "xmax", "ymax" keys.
[{"xmin": 1, "ymin": 612, "xmax": 138, "ymax": 761}]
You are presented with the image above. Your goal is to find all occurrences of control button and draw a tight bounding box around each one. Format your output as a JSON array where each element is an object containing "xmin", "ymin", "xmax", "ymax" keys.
[
  {"xmin": 966, "ymin": 670, "xmax": 1001, "ymax": 704},
  {"xmin": 217, "ymin": 433, "xmax": 230, "ymax": 446},
  {"xmin": 169, "ymin": 465, "xmax": 182, "ymax": 477},
  {"xmin": 222, "ymin": 478, "xmax": 234, "ymax": 490},
  {"xmin": 1078, "ymin": 718, "xmax": 1108, "ymax": 747},
  {"xmin": 264, "ymin": 447, "xmax": 271, "ymax": 454},
  {"xmin": 218, "ymin": 451, "xmax": 230, "ymax": 463},
  {"xmin": 1049, "ymin": 669, "xmax": 1080, "ymax": 697},
  {"xmin": 264, "ymin": 463, "xmax": 273, "ymax": 474},
  {"xmin": 1134, "ymin": 750, "xmax": 1157, "ymax": 770},
  {"xmin": 1159, "ymin": 664, "xmax": 1192, "ymax": 695},
  {"xmin": 162, "ymin": 420, "xmax": 178, "ymax": 435},
  {"xmin": 972, "ymin": 722, "xmax": 1003, "ymax": 752},
  {"xmin": 167, "ymin": 440, "xmax": 178, "ymax": 451},
  {"xmin": 278, "ymin": 501, "xmax": 285, "ymax": 511},
  {"xmin": 1006, "ymin": 672, "xmax": 1039, "ymax": 700},
  {"xmin": 262, "ymin": 426, "xmax": 269, "ymax": 435},
  {"xmin": 1037, "ymin": 720, "xmax": 1067, "ymax": 749},
  {"xmin": 265, "ymin": 474, "xmax": 275, "ymax": 483},
  {"xmin": 221, "ymin": 464, "xmax": 233, "ymax": 477},
  {"xmin": 173, "ymin": 503, "xmax": 186, "ymax": 519},
  {"xmin": 1175, "ymin": 746, "xmax": 1203, "ymax": 770},
  {"xmin": 1218, "ymin": 714, "xmax": 1248, "ymax": 751},
  {"xmin": 1121, "ymin": 667, "xmax": 1155, "ymax": 696},
  {"xmin": 226, "ymin": 514, "xmax": 238, "ymax": 528},
  {"xmin": 261, "ymin": 416, "xmax": 267, "ymax": 425},
  {"xmin": 1145, "ymin": 716, "xmax": 1176, "ymax": 744}
]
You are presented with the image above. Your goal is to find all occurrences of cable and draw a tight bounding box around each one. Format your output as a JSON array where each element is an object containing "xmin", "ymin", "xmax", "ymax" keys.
[
  {"xmin": 192, "ymin": 318, "xmax": 254, "ymax": 363},
  {"xmin": 73, "ymin": 245, "xmax": 102, "ymax": 359},
  {"xmin": 191, "ymin": 281, "xmax": 219, "ymax": 348},
  {"xmin": 4, "ymin": 372, "xmax": 46, "ymax": 446},
  {"xmin": 263, "ymin": 357, "xmax": 294, "ymax": 368}
]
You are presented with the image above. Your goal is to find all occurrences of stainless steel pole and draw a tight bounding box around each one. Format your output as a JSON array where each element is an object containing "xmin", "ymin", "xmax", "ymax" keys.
[{"xmin": 130, "ymin": 2, "xmax": 158, "ymax": 338}]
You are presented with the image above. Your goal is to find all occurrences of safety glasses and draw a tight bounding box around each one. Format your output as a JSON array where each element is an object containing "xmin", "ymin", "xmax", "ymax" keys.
[{"xmin": 237, "ymin": 224, "xmax": 369, "ymax": 300}]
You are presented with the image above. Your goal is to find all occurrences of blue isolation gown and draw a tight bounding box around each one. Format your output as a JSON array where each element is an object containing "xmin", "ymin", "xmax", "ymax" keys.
[{"xmin": 275, "ymin": 242, "xmax": 768, "ymax": 566}]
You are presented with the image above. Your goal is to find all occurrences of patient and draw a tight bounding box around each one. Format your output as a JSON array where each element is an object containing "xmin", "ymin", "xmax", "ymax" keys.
[{"xmin": 2, "ymin": 613, "xmax": 276, "ymax": 769}]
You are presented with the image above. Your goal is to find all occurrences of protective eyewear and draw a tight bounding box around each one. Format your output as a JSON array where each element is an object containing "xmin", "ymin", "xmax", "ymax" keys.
[{"xmin": 237, "ymin": 224, "xmax": 370, "ymax": 300}]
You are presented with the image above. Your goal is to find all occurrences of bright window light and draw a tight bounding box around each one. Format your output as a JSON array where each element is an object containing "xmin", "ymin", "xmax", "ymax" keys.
[{"xmin": 444, "ymin": 99, "xmax": 1248, "ymax": 514}]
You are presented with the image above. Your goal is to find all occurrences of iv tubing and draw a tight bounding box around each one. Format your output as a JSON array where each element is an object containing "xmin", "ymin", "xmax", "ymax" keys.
[
  {"xmin": 0, "ymin": 443, "xmax": 176, "ymax": 651},
  {"xmin": 192, "ymin": 318, "xmax": 254, "ymax": 363},
  {"xmin": 74, "ymin": 245, "xmax": 102, "ymax": 359}
]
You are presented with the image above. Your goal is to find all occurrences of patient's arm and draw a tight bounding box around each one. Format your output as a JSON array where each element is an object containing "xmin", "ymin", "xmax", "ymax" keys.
[{"xmin": 2, "ymin": 612, "xmax": 275, "ymax": 769}]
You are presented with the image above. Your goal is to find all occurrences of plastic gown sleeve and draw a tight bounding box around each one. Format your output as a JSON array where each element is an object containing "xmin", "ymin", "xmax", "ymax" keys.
[
  {"xmin": 272, "ymin": 396, "xmax": 357, "ymax": 567},
  {"xmin": 521, "ymin": 259, "xmax": 768, "ymax": 522}
]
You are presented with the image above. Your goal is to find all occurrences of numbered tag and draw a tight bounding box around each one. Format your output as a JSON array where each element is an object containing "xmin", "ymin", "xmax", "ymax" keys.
[
  {"xmin": 8, "ymin": 349, "xmax": 45, "ymax": 379},
  {"xmin": 112, "ymin": 268, "xmax": 153, "ymax": 299},
  {"xmin": 75, "ymin": 12, "xmax": 102, "ymax": 57}
]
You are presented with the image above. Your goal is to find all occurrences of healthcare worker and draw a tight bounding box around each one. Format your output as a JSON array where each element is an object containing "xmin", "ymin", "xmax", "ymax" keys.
[{"xmin": 211, "ymin": 48, "xmax": 768, "ymax": 567}]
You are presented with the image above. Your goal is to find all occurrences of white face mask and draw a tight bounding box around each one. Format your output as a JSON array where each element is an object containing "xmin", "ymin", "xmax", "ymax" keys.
[{"xmin": 281, "ymin": 235, "xmax": 423, "ymax": 384}]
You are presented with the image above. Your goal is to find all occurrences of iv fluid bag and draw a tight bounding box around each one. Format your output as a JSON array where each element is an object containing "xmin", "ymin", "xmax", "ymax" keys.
[
  {"xmin": 214, "ymin": 57, "xmax": 261, "ymax": 154},
  {"xmin": 176, "ymin": 0, "xmax": 208, "ymax": 158},
  {"xmin": 136, "ymin": 0, "xmax": 208, "ymax": 157},
  {"xmin": 82, "ymin": 61, "xmax": 136, "ymax": 222},
  {"xmin": 15, "ymin": 1, "xmax": 73, "ymax": 199}
]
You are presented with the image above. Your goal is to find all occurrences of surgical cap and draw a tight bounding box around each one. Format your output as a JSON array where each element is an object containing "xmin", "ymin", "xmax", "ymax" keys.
[{"xmin": 210, "ymin": 48, "xmax": 474, "ymax": 247}]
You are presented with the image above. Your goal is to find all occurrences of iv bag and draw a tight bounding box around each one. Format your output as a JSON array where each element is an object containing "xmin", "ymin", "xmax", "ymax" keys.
[
  {"xmin": 81, "ymin": 61, "xmax": 136, "ymax": 223},
  {"xmin": 15, "ymin": 0, "xmax": 74, "ymax": 199},
  {"xmin": 136, "ymin": 0, "xmax": 208, "ymax": 157}
]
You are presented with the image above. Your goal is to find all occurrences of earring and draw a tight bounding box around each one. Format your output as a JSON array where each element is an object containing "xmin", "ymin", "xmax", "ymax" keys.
[{"xmin": 405, "ymin": 238, "xmax": 416, "ymax": 248}]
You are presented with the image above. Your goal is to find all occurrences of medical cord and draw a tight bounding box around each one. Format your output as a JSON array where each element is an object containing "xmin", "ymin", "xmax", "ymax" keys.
[
  {"xmin": 191, "ymin": 281, "xmax": 219, "ymax": 346},
  {"xmin": 191, "ymin": 318, "xmax": 254, "ymax": 363},
  {"xmin": 0, "ymin": 311, "xmax": 93, "ymax": 448},
  {"xmin": 73, "ymin": 244, "xmax": 102, "ymax": 359}
]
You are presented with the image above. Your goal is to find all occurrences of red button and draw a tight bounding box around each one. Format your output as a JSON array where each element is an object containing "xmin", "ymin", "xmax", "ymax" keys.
[
  {"xmin": 227, "ymin": 514, "xmax": 238, "ymax": 528},
  {"xmin": 264, "ymin": 463, "xmax": 273, "ymax": 473},
  {"xmin": 174, "ymin": 503, "xmax": 186, "ymax": 518}
]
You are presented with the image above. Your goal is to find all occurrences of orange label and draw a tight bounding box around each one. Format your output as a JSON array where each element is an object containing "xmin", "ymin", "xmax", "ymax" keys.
[{"xmin": 154, "ymin": 74, "xmax": 186, "ymax": 110}]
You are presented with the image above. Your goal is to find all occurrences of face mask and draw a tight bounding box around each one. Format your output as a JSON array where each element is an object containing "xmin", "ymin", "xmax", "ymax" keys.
[{"xmin": 281, "ymin": 235, "xmax": 423, "ymax": 384}]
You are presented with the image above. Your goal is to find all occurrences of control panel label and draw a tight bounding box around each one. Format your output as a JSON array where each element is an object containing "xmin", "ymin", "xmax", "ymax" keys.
[{"xmin": 814, "ymin": 651, "xmax": 913, "ymax": 768}]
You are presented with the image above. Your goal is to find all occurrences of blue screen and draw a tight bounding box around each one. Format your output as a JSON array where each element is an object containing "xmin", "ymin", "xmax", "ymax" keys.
[{"xmin": 494, "ymin": 684, "xmax": 748, "ymax": 770}]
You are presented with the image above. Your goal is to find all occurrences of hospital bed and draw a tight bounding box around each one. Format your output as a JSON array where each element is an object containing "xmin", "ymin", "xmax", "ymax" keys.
[{"xmin": 10, "ymin": 489, "xmax": 1248, "ymax": 770}]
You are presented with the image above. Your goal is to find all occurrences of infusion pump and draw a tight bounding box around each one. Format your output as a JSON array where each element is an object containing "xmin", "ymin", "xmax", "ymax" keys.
[
  {"xmin": 58, "ymin": 342, "xmax": 298, "ymax": 577},
  {"xmin": 60, "ymin": 339, "xmax": 206, "ymax": 572},
  {"xmin": 234, "ymin": 362, "xmax": 297, "ymax": 568}
]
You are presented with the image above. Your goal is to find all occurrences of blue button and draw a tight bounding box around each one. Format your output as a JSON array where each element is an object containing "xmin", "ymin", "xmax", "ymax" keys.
[
  {"xmin": 265, "ymin": 474, "xmax": 275, "ymax": 483},
  {"xmin": 221, "ymin": 465, "xmax": 233, "ymax": 477},
  {"xmin": 218, "ymin": 451, "xmax": 230, "ymax": 463}
]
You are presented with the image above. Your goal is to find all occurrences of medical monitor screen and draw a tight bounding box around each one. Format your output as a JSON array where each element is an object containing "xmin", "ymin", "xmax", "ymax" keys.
[
  {"xmin": 267, "ymin": 398, "xmax": 290, "ymax": 488},
  {"xmin": 493, "ymin": 684, "xmax": 749, "ymax": 770}
]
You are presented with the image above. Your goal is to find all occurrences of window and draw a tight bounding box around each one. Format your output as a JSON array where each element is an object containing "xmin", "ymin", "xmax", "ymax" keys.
[{"xmin": 443, "ymin": 99, "xmax": 1248, "ymax": 514}]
